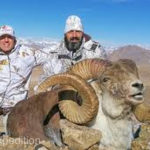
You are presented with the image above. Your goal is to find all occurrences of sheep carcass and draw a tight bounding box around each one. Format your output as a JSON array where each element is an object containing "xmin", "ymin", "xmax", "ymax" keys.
[{"xmin": 7, "ymin": 58, "xmax": 150, "ymax": 149}]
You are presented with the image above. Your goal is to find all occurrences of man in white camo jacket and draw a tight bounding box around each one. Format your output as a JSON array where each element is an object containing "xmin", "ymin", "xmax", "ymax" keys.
[
  {"xmin": 0, "ymin": 25, "xmax": 62, "ymax": 116},
  {"xmin": 43, "ymin": 15, "xmax": 107, "ymax": 78}
]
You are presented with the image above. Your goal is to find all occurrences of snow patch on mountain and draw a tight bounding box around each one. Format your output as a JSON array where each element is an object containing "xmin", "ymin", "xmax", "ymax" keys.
[{"xmin": 16, "ymin": 37, "xmax": 150, "ymax": 56}]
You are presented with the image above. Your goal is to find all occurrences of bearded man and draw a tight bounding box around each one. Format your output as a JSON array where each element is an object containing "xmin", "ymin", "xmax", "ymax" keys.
[{"xmin": 42, "ymin": 15, "xmax": 107, "ymax": 78}]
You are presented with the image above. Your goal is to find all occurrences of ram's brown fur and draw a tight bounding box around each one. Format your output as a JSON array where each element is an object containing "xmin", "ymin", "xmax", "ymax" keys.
[{"xmin": 7, "ymin": 90, "xmax": 61, "ymax": 143}]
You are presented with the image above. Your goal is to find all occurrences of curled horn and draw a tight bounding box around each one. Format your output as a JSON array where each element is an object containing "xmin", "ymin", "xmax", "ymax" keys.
[
  {"xmin": 37, "ymin": 73, "xmax": 98, "ymax": 124},
  {"xmin": 67, "ymin": 58, "xmax": 111, "ymax": 80}
]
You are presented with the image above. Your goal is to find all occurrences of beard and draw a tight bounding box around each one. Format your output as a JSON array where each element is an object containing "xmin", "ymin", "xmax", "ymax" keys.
[{"xmin": 64, "ymin": 36, "xmax": 83, "ymax": 52}]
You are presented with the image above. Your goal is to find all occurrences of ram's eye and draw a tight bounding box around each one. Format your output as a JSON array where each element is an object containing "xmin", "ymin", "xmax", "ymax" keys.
[{"xmin": 103, "ymin": 77, "xmax": 110, "ymax": 82}]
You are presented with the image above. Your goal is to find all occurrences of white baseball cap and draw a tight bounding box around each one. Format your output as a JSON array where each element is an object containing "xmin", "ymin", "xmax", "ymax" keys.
[
  {"xmin": 64, "ymin": 15, "xmax": 84, "ymax": 33},
  {"xmin": 0, "ymin": 25, "xmax": 15, "ymax": 38}
]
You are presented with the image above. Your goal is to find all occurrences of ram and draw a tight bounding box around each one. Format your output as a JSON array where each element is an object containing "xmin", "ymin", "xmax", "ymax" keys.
[{"xmin": 7, "ymin": 58, "xmax": 150, "ymax": 149}]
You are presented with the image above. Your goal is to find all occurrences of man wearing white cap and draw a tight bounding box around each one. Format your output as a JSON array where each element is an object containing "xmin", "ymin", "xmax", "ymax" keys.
[
  {"xmin": 0, "ymin": 25, "xmax": 63, "ymax": 134},
  {"xmin": 0, "ymin": 25, "xmax": 17, "ymax": 54},
  {"xmin": 42, "ymin": 15, "xmax": 107, "ymax": 78}
]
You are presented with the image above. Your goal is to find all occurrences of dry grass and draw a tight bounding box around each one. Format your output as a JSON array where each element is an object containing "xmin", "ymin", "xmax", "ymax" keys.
[
  {"xmin": 138, "ymin": 65, "xmax": 150, "ymax": 104},
  {"xmin": 29, "ymin": 66, "xmax": 43, "ymax": 96}
]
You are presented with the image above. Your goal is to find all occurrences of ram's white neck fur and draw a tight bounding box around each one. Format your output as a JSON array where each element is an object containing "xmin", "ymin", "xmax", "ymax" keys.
[{"xmin": 89, "ymin": 82, "xmax": 134, "ymax": 150}]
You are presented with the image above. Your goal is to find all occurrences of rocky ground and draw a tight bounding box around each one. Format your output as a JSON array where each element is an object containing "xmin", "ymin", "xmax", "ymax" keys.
[
  {"xmin": 0, "ymin": 119, "xmax": 101, "ymax": 150},
  {"xmin": 0, "ymin": 119, "xmax": 149, "ymax": 150}
]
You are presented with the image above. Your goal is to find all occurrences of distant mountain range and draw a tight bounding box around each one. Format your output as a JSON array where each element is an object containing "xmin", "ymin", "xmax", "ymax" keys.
[
  {"xmin": 18, "ymin": 38, "xmax": 150, "ymax": 65},
  {"xmin": 18, "ymin": 38, "xmax": 59, "ymax": 50},
  {"xmin": 108, "ymin": 45, "xmax": 150, "ymax": 65}
]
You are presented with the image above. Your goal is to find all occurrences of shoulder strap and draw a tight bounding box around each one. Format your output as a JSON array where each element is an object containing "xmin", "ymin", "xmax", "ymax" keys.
[
  {"xmin": 90, "ymin": 41, "xmax": 101, "ymax": 52},
  {"xmin": 58, "ymin": 54, "xmax": 71, "ymax": 59}
]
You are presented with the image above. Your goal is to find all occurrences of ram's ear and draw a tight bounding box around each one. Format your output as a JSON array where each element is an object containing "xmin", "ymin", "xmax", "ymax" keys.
[{"xmin": 118, "ymin": 59, "xmax": 139, "ymax": 78}]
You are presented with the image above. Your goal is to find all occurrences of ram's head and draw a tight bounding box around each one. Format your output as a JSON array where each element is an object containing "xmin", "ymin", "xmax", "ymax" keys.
[{"xmin": 99, "ymin": 59, "xmax": 144, "ymax": 105}]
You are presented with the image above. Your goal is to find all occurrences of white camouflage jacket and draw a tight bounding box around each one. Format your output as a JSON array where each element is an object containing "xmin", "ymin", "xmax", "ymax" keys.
[
  {"xmin": 0, "ymin": 44, "xmax": 62, "ymax": 108},
  {"xmin": 43, "ymin": 35, "xmax": 107, "ymax": 78}
]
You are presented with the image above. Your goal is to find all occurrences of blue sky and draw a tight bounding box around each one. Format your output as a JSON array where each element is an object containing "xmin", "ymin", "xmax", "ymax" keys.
[{"xmin": 0, "ymin": 0, "xmax": 150, "ymax": 46}]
